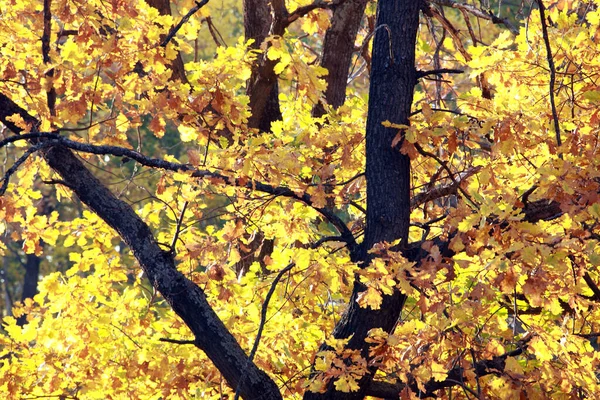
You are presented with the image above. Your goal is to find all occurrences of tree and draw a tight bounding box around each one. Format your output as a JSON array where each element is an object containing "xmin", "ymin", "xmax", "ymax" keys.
[{"xmin": 1, "ymin": 0, "xmax": 600, "ymax": 398}]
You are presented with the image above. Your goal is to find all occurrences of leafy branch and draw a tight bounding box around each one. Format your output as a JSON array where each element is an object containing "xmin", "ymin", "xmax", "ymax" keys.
[
  {"xmin": 0, "ymin": 92, "xmax": 284, "ymax": 400},
  {"xmin": 365, "ymin": 334, "xmax": 533, "ymax": 398},
  {"xmin": 535, "ymin": 0, "xmax": 562, "ymax": 151},
  {"xmin": 0, "ymin": 130, "xmax": 357, "ymax": 257},
  {"xmin": 160, "ymin": 0, "xmax": 210, "ymax": 47}
]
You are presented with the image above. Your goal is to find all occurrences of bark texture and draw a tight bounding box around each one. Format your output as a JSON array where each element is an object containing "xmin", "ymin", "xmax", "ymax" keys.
[{"xmin": 304, "ymin": 1, "xmax": 422, "ymax": 399}]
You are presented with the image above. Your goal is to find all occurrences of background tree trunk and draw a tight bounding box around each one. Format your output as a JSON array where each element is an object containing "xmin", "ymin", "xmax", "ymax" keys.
[
  {"xmin": 313, "ymin": 0, "xmax": 369, "ymax": 116},
  {"xmin": 244, "ymin": 0, "xmax": 282, "ymax": 132}
]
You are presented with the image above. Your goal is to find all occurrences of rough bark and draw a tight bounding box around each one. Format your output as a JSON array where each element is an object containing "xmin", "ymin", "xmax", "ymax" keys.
[
  {"xmin": 0, "ymin": 94, "xmax": 282, "ymax": 400},
  {"xmin": 313, "ymin": 0, "xmax": 369, "ymax": 116},
  {"xmin": 304, "ymin": 1, "xmax": 422, "ymax": 399}
]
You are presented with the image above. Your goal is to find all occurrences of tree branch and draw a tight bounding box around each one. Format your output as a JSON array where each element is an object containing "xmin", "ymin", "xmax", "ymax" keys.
[
  {"xmin": 160, "ymin": 0, "xmax": 210, "ymax": 47},
  {"xmin": 286, "ymin": 0, "xmax": 347, "ymax": 26},
  {"xmin": 170, "ymin": 201, "xmax": 189, "ymax": 253},
  {"xmin": 410, "ymin": 166, "xmax": 481, "ymax": 210},
  {"xmin": 0, "ymin": 132, "xmax": 357, "ymax": 257},
  {"xmin": 0, "ymin": 92, "xmax": 283, "ymax": 400},
  {"xmin": 416, "ymin": 68, "xmax": 464, "ymax": 79},
  {"xmin": 159, "ymin": 338, "xmax": 196, "ymax": 345},
  {"xmin": 413, "ymin": 142, "xmax": 476, "ymax": 207},
  {"xmin": 42, "ymin": 0, "xmax": 56, "ymax": 116},
  {"xmin": 364, "ymin": 335, "xmax": 532, "ymax": 398},
  {"xmin": 583, "ymin": 272, "xmax": 600, "ymax": 301},
  {"xmin": 429, "ymin": 0, "xmax": 519, "ymax": 35},
  {"xmin": 535, "ymin": 0, "xmax": 562, "ymax": 151}
]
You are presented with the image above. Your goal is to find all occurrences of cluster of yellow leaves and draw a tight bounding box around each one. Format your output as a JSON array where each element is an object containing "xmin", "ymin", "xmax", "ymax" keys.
[
  {"xmin": 388, "ymin": 2, "xmax": 600, "ymax": 397},
  {"xmin": 308, "ymin": 337, "xmax": 368, "ymax": 393}
]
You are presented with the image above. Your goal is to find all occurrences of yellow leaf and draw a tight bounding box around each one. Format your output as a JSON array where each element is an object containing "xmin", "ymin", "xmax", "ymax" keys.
[
  {"xmin": 530, "ymin": 336, "xmax": 553, "ymax": 362},
  {"xmin": 431, "ymin": 361, "xmax": 448, "ymax": 382},
  {"xmin": 356, "ymin": 287, "xmax": 382, "ymax": 310},
  {"xmin": 178, "ymin": 124, "xmax": 197, "ymax": 142},
  {"xmin": 458, "ymin": 213, "xmax": 479, "ymax": 232},
  {"xmin": 334, "ymin": 376, "xmax": 360, "ymax": 393}
]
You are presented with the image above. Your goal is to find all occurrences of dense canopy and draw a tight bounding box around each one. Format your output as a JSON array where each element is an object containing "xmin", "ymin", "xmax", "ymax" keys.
[{"xmin": 1, "ymin": 0, "xmax": 600, "ymax": 399}]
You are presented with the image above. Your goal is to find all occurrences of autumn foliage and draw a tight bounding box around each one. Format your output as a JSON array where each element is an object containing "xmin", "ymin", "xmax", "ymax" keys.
[{"xmin": 1, "ymin": 0, "xmax": 600, "ymax": 399}]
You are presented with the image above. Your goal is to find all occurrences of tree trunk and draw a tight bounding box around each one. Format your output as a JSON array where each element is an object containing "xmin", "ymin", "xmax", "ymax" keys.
[
  {"xmin": 244, "ymin": 0, "xmax": 282, "ymax": 132},
  {"xmin": 305, "ymin": 0, "xmax": 421, "ymax": 398},
  {"xmin": 16, "ymin": 254, "xmax": 41, "ymax": 326},
  {"xmin": 313, "ymin": 0, "xmax": 369, "ymax": 116}
]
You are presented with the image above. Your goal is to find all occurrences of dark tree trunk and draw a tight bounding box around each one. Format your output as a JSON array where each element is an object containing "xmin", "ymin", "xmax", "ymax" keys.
[
  {"xmin": 22, "ymin": 255, "xmax": 42, "ymax": 301},
  {"xmin": 244, "ymin": 0, "xmax": 283, "ymax": 131},
  {"xmin": 364, "ymin": 1, "xmax": 418, "ymax": 249},
  {"xmin": 313, "ymin": 0, "xmax": 369, "ymax": 116},
  {"xmin": 244, "ymin": 0, "xmax": 282, "ymax": 132},
  {"xmin": 305, "ymin": 1, "xmax": 421, "ymax": 398},
  {"xmin": 16, "ymin": 254, "xmax": 41, "ymax": 326}
]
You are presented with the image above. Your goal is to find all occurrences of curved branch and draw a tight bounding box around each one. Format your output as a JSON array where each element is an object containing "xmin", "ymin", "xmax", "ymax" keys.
[{"xmin": 235, "ymin": 262, "xmax": 295, "ymax": 400}]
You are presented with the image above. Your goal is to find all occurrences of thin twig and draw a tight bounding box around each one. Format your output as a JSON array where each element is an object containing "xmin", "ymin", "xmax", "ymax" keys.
[
  {"xmin": 410, "ymin": 166, "xmax": 481, "ymax": 209},
  {"xmin": 159, "ymin": 337, "xmax": 196, "ymax": 345},
  {"xmin": 413, "ymin": 142, "xmax": 477, "ymax": 207},
  {"xmin": 234, "ymin": 262, "xmax": 295, "ymax": 400},
  {"xmin": 0, "ymin": 141, "xmax": 57, "ymax": 195},
  {"xmin": 535, "ymin": 0, "xmax": 562, "ymax": 152},
  {"xmin": 170, "ymin": 201, "xmax": 189, "ymax": 253},
  {"xmin": 416, "ymin": 68, "xmax": 464, "ymax": 79},
  {"xmin": 470, "ymin": 348, "xmax": 482, "ymax": 398}
]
